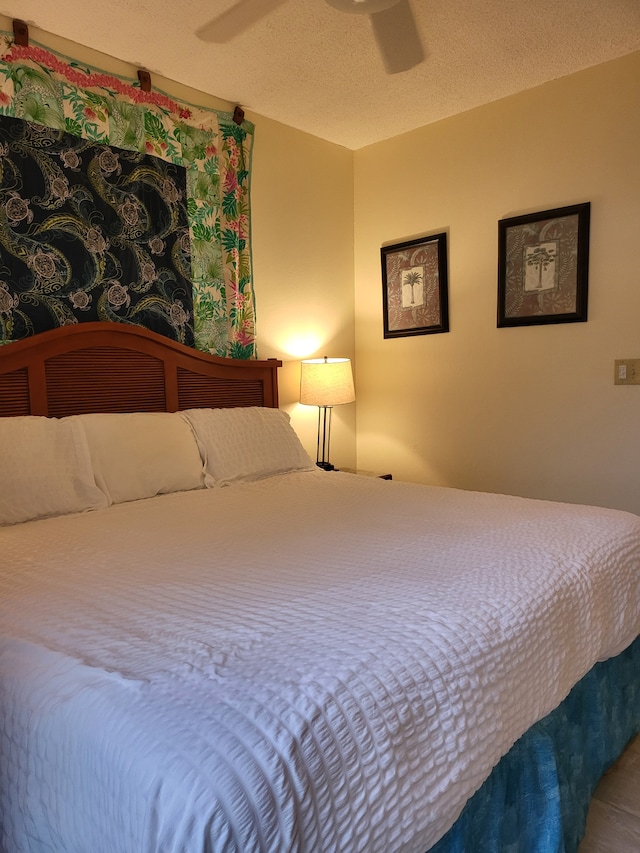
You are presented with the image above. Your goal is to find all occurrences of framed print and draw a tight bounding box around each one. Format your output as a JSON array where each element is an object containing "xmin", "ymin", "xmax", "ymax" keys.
[
  {"xmin": 497, "ymin": 202, "xmax": 590, "ymax": 327},
  {"xmin": 381, "ymin": 232, "xmax": 449, "ymax": 338}
]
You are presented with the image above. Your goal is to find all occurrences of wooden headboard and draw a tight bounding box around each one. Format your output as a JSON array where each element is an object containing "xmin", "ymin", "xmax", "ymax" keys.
[{"xmin": 0, "ymin": 323, "xmax": 282, "ymax": 417}]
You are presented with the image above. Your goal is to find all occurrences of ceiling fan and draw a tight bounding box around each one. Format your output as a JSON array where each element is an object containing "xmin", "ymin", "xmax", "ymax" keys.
[{"xmin": 196, "ymin": 0, "xmax": 425, "ymax": 74}]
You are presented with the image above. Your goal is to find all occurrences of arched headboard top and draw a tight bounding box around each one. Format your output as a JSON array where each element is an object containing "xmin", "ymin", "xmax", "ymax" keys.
[{"xmin": 0, "ymin": 323, "xmax": 282, "ymax": 417}]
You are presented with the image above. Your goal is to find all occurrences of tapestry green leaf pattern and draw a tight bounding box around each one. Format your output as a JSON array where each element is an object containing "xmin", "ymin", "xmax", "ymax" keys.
[{"xmin": 0, "ymin": 37, "xmax": 256, "ymax": 357}]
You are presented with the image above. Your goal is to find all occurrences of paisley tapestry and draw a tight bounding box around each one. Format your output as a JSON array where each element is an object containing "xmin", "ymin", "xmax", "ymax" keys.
[
  {"xmin": 0, "ymin": 115, "xmax": 193, "ymax": 344},
  {"xmin": 0, "ymin": 38, "xmax": 256, "ymax": 357}
]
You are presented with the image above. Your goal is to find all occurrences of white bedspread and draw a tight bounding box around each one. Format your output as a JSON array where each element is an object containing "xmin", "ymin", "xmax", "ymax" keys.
[{"xmin": 1, "ymin": 471, "xmax": 639, "ymax": 852}]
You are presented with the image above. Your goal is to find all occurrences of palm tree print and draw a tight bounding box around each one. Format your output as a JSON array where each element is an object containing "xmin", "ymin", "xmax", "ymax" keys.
[
  {"xmin": 526, "ymin": 244, "xmax": 556, "ymax": 290},
  {"xmin": 403, "ymin": 270, "xmax": 423, "ymax": 305}
]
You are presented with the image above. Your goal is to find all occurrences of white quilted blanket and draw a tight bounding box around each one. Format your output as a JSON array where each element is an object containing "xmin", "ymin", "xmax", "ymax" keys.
[{"xmin": 1, "ymin": 471, "xmax": 639, "ymax": 852}]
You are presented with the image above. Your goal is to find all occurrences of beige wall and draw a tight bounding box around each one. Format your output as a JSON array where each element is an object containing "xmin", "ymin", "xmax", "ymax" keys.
[
  {"xmin": 354, "ymin": 52, "xmax": 640, "ymax": 513},
  {"xmin": 0, "ymin": 18, "xmax": 357, "ymax": 468},
  {"xmin": 250, "ymin": 118, "xmax": 355, "ymax": 467}
]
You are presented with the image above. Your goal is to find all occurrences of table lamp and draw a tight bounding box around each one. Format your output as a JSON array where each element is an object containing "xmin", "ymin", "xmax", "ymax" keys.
[{"xmin": 300, "ymin": 356, "xmax": 355, "ymax": 470}]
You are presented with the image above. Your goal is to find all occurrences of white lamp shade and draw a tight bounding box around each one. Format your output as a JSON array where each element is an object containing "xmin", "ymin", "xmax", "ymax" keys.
[{"xmin": 300, "ymin": 357, "xmax": 355, "ymax": 407}]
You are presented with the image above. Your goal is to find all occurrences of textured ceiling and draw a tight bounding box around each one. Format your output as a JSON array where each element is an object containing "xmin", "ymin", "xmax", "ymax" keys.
[{"xmin": 3, "ymin": 0, "xmax": 640, "ymax": 150}]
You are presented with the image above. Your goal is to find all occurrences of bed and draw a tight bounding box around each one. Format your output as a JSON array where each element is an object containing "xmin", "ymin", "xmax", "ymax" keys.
[{"xmin": 1, "ymin": 322, "xmax": 639, "ymax": 853}]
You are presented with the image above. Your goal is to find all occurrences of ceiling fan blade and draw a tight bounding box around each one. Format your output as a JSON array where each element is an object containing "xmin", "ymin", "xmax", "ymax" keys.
[
  {"xmin": 370, "ymin": 0, "xmax": 425, "ymax": 74},
  {"xmin": 196, "ymin": 0, "xmax": 289, "ymax": 42}
]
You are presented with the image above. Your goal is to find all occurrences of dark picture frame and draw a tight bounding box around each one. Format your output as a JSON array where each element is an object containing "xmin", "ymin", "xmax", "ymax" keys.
[
  {"xmin": 381, "ymin": 232, "xmax": 449, "ymax": 338},
  {"xmin": 497, "ymin": 202, "xmax": 590, "ymax": 328}
]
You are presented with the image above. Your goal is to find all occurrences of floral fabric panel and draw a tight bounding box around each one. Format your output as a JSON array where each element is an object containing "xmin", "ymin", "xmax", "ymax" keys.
[
  {"xmin": 0, "ymin": 39, "xmax": 256, "ymax": 357},
  {"xmin": 0, "ymin": 116, "xmax": 192, "ymax": 343}
]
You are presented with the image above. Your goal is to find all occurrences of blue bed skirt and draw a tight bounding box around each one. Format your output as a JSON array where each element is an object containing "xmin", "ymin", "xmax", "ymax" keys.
[{"xmin": 429, "ymin": 635, "xmax": 640, "ymax": 853}]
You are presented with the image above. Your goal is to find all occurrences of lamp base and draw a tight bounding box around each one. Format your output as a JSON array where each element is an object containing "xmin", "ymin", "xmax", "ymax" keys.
[{"xmin": 316, "ymin": 461, "xmax": 335, "ymax": 471}]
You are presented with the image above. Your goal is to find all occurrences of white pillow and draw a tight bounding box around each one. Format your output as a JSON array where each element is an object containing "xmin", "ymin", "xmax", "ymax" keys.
[
  {"xmin": 182, "ymin": 406, "xmax": 314, "ymax": 486},
  {"xmin": 75, "ymin": 412, "xmax": 204, "ymax": 504},
  {"xmin": 0, "ymin": 415, "xmax": 108, "ymax": 525}
]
